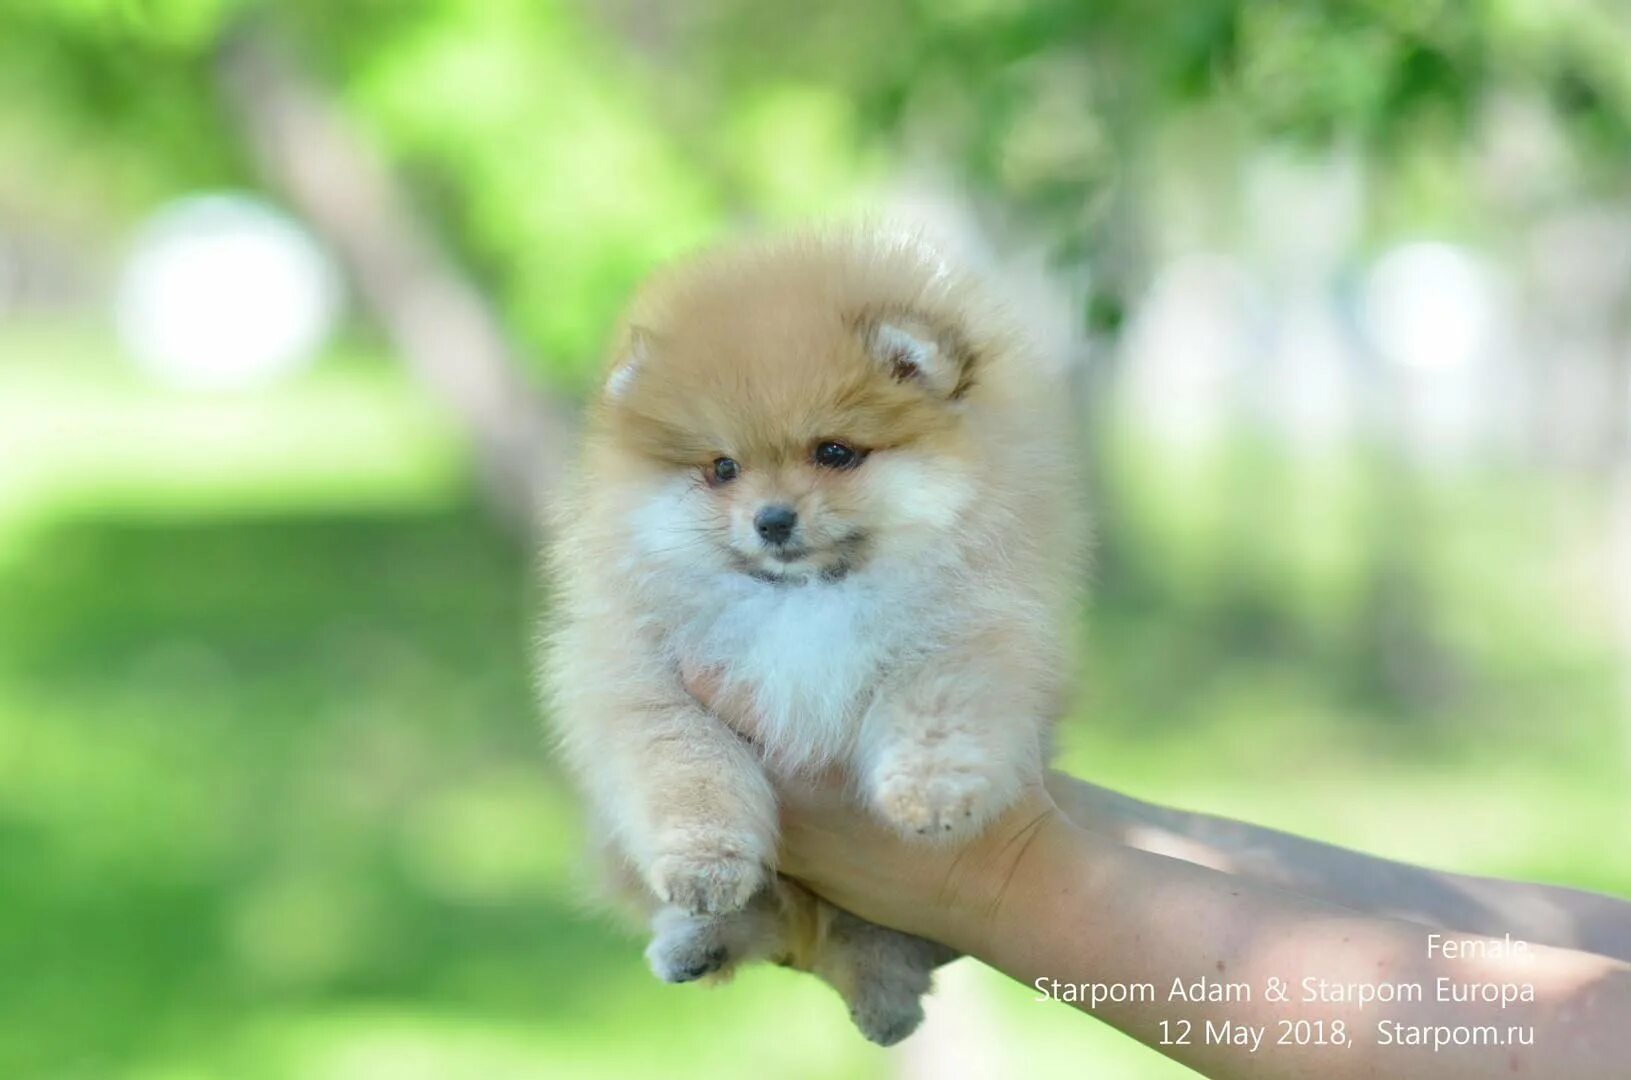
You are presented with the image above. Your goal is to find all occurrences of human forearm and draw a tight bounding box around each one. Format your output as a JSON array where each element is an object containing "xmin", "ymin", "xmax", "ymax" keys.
[
  {"xmin": 685, "ymin": 669, "xmax": 1631, "ymax": 1072},
  {"xmin": 942, "ymin": 809, "xmax": 1631, "ymax": 1080},
  {"xmin": 1046, "ymin": 773, "xmax": 1631, "ymax": 963}
]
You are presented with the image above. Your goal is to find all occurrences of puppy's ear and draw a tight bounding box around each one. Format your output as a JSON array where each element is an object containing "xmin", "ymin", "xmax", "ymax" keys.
[
  {"xmin": 864, "ymin": 315, "xmax": 971, "ymax": 399},
  {"xmin": 604, "ymin": 326, "xmax": 653, "ymax": 401}
]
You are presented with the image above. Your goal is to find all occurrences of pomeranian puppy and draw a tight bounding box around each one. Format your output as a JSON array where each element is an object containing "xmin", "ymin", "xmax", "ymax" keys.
[{"xmin": 543, "ymin": 228, "xmax": 1083, "ymax": 1044}]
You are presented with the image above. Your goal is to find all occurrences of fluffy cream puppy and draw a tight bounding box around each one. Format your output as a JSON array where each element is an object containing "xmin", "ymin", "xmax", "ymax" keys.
[{"xmin": 543, "ymin": 228, "xmax": 1083, "ymax": 1043}]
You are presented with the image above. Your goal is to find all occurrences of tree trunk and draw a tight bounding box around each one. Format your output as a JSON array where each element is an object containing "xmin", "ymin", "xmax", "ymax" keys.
[{"xmin": 215, "ymin": 21, "xmax": 578, "ymax": 532}]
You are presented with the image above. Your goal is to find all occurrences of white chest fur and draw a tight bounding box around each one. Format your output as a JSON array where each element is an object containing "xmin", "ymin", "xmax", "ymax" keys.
[{"xmin": 660, "ymin": 565, "xmax": 936, "ymax": 770}]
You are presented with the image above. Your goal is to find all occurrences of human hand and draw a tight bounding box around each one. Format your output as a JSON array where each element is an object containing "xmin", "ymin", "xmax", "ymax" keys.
[{"xmin": 682, "ymin": 666, "xmax": 1067, "ymax": 952}]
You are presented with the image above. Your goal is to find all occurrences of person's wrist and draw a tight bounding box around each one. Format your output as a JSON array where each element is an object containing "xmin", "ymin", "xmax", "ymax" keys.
[{"xmin": 926, "ymin": 793, "xmax": 1079, "ymax": 955}]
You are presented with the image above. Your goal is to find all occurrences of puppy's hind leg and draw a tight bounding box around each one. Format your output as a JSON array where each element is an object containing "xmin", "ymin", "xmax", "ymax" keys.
[
  {"xmin": 774, "ymin": 884, "xmax": 957, "ymax": 1046},
  {"xmin": 647, "ymin": 879, "xmax": 956, "ymax": 1047},
  {"xmin": 813, "ymin": 907, "xmax": 956, "ymax": 1046}
]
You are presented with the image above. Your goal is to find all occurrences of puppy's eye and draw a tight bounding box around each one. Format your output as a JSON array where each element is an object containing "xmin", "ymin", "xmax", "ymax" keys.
[
  {"xmin": 710, "ymin": 457, "xmax": 740, "ymax": 484},
  {"xmin": 812, "ymin": 441, "xmax": 863, "ymax": 470}
]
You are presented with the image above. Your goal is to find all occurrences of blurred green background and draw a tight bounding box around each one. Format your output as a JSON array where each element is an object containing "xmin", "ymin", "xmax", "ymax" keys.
[{"xmin": 3, "ymin": 2, "xmax": 1630, "ymax": 1078}]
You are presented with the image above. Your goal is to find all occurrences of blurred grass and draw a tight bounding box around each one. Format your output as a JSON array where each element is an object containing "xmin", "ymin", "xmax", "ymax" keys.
[
  {"xmin": 0, "ymin": 331, "xmax": 897, "ymax": 1079},
  {"xmin": 0, "ymin": 327, "xmax": 1626, "ymax": 1079}
]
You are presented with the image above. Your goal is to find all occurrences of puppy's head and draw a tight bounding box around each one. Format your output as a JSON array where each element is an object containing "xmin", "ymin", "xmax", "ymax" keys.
[{"xmin": 594, "ymin": 235, "xmax": 995, "ymax": 584}]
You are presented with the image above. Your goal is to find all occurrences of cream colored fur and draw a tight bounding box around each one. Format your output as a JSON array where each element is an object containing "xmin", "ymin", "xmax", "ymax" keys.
[{"xmin": 542, "ymin": 228, "xmax": 1083, "ymax": 1043}]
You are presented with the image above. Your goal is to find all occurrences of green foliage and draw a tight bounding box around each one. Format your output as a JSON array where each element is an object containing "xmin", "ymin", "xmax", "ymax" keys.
[
  {"xmin": 679, "ymin": 0, "xmax": 1631, "ymax": 309},
  {"xmin": 339, "ymin": 2, "xmax": 724, "ymax": 387},
  {"xmin": 6, "ymin": 1, "xmax": 1630, "ymax": 376}
]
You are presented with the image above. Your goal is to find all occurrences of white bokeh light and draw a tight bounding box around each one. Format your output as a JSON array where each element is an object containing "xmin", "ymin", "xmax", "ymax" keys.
[
  {"xmin": 1364, "ymin": 240, "xmax": 1505, "ymax": 465},
  {"xmin": 1120, "ymin": 253, "xmax": 1263, "ymax": 450},
  {"xmin": 1362, "ymin": 241, "xmax": 1493, "ymax": 374},
  {"xmin": 116, "ymin": 194, "xmax": 341, "ymax": 391}
]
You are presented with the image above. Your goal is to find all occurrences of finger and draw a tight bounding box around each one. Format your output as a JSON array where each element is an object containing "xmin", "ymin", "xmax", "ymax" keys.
[
  {"xmin": 680, "ymin": 665, "xmax": 723, "ymax": 709},
  {"xmin": 680, "ymin": 665, "xmax": 764, "ymax": 741}
]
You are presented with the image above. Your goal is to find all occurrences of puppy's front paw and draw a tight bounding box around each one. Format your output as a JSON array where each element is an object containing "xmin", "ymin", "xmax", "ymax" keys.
[
  {"xmin": 648, "ymin": 842, "xmax": 764, "ymax": 916},
  {"xmin": 871, "ymin": 760, "xmax": 1002, "ymax": 842},
  {"xmin": 646, "ymin": 916, "xmax": 732, "ymax": 984}
]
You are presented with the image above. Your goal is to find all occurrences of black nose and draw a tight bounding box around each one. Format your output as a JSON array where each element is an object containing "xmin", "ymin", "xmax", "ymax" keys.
[{"xmin": 754, "ymin": 505, "xmax": 798, "ymax": 545}]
